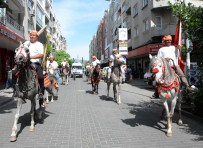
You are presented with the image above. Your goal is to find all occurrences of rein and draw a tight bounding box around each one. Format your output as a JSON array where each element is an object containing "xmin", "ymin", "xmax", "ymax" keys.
[{"xmin": 156, "ymin": 60, "xmax": 179, "ymax": 99}]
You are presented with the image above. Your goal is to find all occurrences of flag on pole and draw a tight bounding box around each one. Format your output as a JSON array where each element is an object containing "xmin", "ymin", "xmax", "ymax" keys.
[
  {"xmin": 174, "ymin": 20, "xmax": 185, "ymax": 72},
  {"xmin": 37, "ymin": 26, "xmax": 48, "ymax": 69}
]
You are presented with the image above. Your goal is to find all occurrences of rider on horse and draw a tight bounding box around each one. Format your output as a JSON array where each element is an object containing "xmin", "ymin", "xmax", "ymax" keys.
[
  {"xmin": 109, "ymin": 49, "xmax": 126, "ymax": 80},
  {"xmin": 91, "ymin": 56, "xmax": 100, "ymax": 69},
  {"xmin": 24, "ymin": 30, "xmax": 44, "ymax": 99},
  {"xmin": 156, "ymin": 35, "xmax": 193, "ymax": 94},
  {"xmin": 46, "ymin": 54, "xmax": 60, "ymax": 87},
  {"xmin": 61, "ymin": 58, "xmax": 69, "ymax": 68}
]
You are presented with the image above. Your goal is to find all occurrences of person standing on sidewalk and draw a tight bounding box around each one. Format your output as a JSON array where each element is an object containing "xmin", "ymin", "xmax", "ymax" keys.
[{"xmin": 5, "ymin": 66, "xmax": 12, "ymax": 89}]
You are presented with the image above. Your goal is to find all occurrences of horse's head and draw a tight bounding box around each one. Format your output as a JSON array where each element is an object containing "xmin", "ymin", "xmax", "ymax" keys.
[
  {"xmin": 149, "ymin": 54, "xmax": 165, "ymax": 84},
  {"xmin": 149, "ymin": 54, "xmax": 175, "ymax": 85},
  {"xmin": 15, "ymin": 43, "xmax": 30, "ymax": 66},
  {"xmin": 95, "ymin": 64, "xmax": 100, "ymax": 71}
]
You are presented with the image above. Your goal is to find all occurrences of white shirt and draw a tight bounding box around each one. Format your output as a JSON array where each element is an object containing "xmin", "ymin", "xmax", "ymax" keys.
[
  {"xmin": 91, "ymin": 59, "xmax": 100, "ymax": 68},
  {"xmin": 47, "ymin": 61, "xmax": 58, "ymax": 75},
  {"xmin": 24, "ymin": 41, "xmax": 44, "ymax": 63},
  {"xmin": 61, "ymin": 61, "xmax": 69, "ymax": 67},
  {"xmin": 157, "ymin": 46, "xmax": 179, "ymax": 66},
  {"xmin": 110, "ymin": 54, "xmax": 125, "ymax": 66}
]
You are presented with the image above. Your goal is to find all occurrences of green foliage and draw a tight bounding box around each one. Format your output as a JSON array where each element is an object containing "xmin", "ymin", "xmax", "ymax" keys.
[
  {"xmin": 170, "ymin": 2, "xmax": 203, "ymax": 116},
  {"xmin": 52, "ymin": 50, "xmax": 71, "ymax": 65},
  {"xmin": 169, "ymin": 2, "xmax": 203, "ymax": 64},
  {"xmin": 46, "ymin": 41, "xmax": 52, "ymax": 58},
  {"xmin": 192, "ymin": 87, "xmax": 203, "ymax": 117}
]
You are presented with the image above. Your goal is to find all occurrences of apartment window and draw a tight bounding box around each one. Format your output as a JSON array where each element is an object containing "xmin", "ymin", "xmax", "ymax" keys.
[
  {"xmin": 133, "ymin": 3, "xmax": 138, "ymax": 16},
  {"xmin": 27, "ymin": 0, "xmax": 33, "ymax": 10},
  {"xmin": 28, "ymin": 20, "xmax": 33, "ymax": 31},
  {"xmin": 143, "ymin": 19, "xmax": 149, "ymax": 31},
  {"xmin": 36, "ymin": 7, "xmax": 43, "ymax": 26},
  {"xmin": 142, "ymin": 0, "xmax": 148, "ymax": 8},
  {"xmin": 156, "ymin": 16, "xmax": 162, "ymax": 29},
  {"xmin": 134, "ymin": 26, "xmax": 139, "ymax": 37}
]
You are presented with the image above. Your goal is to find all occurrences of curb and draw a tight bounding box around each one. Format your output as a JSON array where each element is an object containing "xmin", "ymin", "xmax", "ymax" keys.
[{"xmin": 151, "ymin": 99, "xmax": 203, "ymax": 124}]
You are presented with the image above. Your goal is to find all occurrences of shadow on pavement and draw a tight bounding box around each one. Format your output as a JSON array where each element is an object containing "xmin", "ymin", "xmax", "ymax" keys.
[
  {"xmin": 16, "ymin": 109, "xmax": 52, "ymax": 139},
  {"xmin": 122, "ymin": 102, "xmax": 167, "ymax": 135},
  {"xmin": 99, "ymin": 95, "xmax": 114, "ymax": 102},
  {"xmin": 122, "ymin": 101, "xmax": 203, "ymax": 141},
  {"xmin": 0, "ymin": 98, "xmax": 16, "ymax": 114},
  {"xmin": 85, "ymin": 90, "xmax": 93, "ymax": 94}
]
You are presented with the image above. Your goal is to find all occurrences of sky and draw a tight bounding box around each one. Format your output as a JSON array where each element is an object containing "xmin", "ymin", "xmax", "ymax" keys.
[{"xmin": 53, "ymin": 0, "xmax": 110, "ymax": 61}]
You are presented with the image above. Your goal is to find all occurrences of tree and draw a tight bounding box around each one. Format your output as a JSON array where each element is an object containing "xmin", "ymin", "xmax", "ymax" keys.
[
  {"xmin": 52, "ymin": 50, "xmax": 72, "ymax": 65},
  {"xmin": 170, "ymin": 2, "xmax": 203, "ymax": 117},
  {"xmin": 169, "ymin": 2, "xmax": 203, "ymax": 65}
]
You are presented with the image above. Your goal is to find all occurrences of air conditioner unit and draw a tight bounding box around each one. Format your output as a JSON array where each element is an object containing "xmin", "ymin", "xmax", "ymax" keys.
[{"xmin": 29, "ymin": 9, "xmax": 35, "ymax": 17}]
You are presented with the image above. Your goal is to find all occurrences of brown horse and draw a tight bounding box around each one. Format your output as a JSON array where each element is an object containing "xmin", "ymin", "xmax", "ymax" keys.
[{"xmin": 91, "ymin": 64, "xmax": 101, "ymax": 94}]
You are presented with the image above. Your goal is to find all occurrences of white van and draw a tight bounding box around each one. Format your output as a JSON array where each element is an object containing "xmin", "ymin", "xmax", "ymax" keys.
[{"xmin": 71, "ymin": 62, "xmax": 83, "ymax": 78}]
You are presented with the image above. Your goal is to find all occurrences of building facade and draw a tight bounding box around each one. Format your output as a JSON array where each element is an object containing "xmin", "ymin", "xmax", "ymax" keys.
[
  {"xmin": 0, "ymin": 0, "xmax": 66, "ymax": 84},
  {"xmin": 90, "ymin": 0, "xmax": 203, "ymax": 73}
]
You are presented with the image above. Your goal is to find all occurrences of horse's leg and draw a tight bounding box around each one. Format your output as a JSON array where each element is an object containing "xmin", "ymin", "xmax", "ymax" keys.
[
  {"xmin": 29, "ymin": 98, "xmax": 36, "ymax": 131},
  {"xmin": 117, "ymin": 83, "xmax": 121, "ymax": 104},
  {"xmin": 66, "ymin": 75, "xmax": 69, "ymax": 85},
  {"xmin": 10, "ymin": 98, "xmax": 23, "ymax": 142},
  {"xmin": 178, "ymin": 89, "xmax": 183, "ymax": 125},
  {"xmin": 107, "ymin": 82, "xmax": 110, "ymax": 98},
  {"xmin": 113, "ymin": 83, "xmax": 117, "ymax": 102},
  {"xmin": 163, "ymin": 100, "xmax": 172, "ymax": 137}
]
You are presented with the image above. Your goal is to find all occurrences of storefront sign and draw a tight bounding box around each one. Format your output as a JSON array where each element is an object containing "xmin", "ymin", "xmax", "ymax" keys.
[
  {"xmin": 149, "ymin": 44, "xmax": 163, "ymax": 52},
  {"xmin": 0, "ymin": 25, "xmax": 24, "ymax": 43}
]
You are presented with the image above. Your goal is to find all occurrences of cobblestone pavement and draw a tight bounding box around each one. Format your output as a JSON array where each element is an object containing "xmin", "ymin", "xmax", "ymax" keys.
[{"xmin": 0, "ymin": 78, "xmax": 202, "ymax": 148}]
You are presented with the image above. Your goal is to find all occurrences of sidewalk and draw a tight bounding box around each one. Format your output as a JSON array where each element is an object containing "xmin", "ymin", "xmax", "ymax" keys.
[{"xmin": 0, "ymin": 88, "xmax": 14, "ymax": 107}]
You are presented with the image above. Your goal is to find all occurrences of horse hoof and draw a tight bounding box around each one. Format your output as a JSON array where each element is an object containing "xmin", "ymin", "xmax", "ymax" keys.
[
  {"xmin": 10, "ymin": 136, "xmax": 17, "ymax": 142},
  {"xmin": 178, "ymin": 120, "xmax": 183, "ymax": 126},
  {"xmin": 166, "ymin": 132, "xmax": 172, "ymax": 137},
  {"xmin": 51, "ymin": 99, "xmax": 53, "ymax": 102},
  {"xmin": 29, "ymin": 127, "xmax": 35, "ymax": 132}
]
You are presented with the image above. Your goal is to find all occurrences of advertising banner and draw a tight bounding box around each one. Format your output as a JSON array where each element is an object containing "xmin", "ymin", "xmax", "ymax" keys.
[{"xmin": 118, "ymin": 28, "xmax": 128, "ymax": 55}]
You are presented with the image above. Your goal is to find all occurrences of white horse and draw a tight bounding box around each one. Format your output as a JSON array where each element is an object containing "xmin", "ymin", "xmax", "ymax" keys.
[
  {"xmin": 149, "ymin": 54, "xmax": 183, "ymax": 137},
  {"xmin": 107, "ymin": 56, "xmax": 125, "ymax": 104}
]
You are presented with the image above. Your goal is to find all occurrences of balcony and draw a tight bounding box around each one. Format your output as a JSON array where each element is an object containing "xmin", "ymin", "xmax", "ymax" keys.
[
  {"xmin": 11, "ymin": 0, "xmax": 25, "ymax": 9},
  {"xmin": 150, "ymin": 23, "xmax": 176, "ymax": 37},
  {"xmin": 151, "ymin": 0, "xmax": 174, "ymax": 11},
  {"xmin": 0, "ymin": 13, "xmax": 24, "ymax": 37}
]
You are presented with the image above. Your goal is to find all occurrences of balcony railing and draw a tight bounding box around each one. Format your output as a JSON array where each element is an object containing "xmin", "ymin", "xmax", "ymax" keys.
[
  {"xmin": 16, "ymin": 0, "xmax": 25, "ymax": 7},
  {"xmin": 0, "ymin": 13, "xmax": 24, "ymax": 37},
  {"xmin": 150, "ymin": 23, "xmax": 176, "ymax": 37}
]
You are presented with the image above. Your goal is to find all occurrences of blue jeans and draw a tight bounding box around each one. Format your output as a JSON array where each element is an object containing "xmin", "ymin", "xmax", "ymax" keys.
[
  {"xmin": 6, "ymin": 78, "xmax": 13, "ymax": 89},
  {"xmin": 55, "ymin": 71, "xmax": 60, "ymax": 84}
]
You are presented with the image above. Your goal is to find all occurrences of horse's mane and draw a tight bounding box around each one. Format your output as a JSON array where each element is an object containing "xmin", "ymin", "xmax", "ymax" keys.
[{"xmin": 160, "ymin": 57, "xmax": 175, "ymax": 85}]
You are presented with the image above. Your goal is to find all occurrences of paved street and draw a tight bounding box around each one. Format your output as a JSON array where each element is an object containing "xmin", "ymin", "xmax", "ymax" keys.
[{"xmin": 0, "ymin": 78, "xmax": 203, "ymax": 148}]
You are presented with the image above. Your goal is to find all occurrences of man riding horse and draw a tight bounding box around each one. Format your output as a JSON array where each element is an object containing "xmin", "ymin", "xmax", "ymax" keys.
[
  {"xmin": 24, "ymin": 30, "xmax": 45, "ymax": 100},
  {"xmin": 46, "ymin": 54, "xmax": 60, "ymax": 87},
  {"xmin": 60, "ymin": 58, "xmax": 70, "ymax": 84},
  {"xmin": 91, "ymin": 56, "xmax": 101, "ymax": 93},
  {"xmin": 156, "ymin": 35, "xmax": 193, "ymax": 94}
]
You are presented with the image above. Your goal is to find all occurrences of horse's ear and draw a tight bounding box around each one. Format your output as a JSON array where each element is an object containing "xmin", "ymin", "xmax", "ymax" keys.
[
  {"xmin": 149, "ymin": 54, "xmax": 152, "ymax": 59},
  {"xmin": 15, "ymin": 48, "xmax": 18, "ymax": 53}
]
